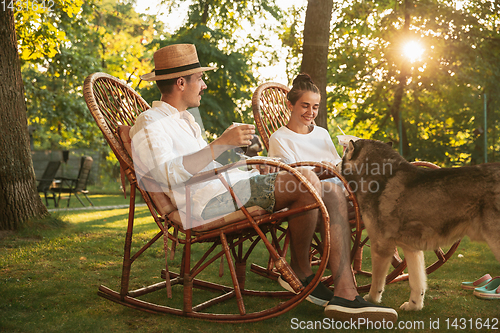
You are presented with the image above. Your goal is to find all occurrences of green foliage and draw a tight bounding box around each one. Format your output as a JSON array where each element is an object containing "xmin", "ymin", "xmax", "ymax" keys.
[
  {"xmin": 278, "ymin": 5, "xmax": 306, "ymax": 84},
  {"xmin": 138, "ymin": 0, "xmax": 283, "ymax": 139},
  {"xmin": 325, "ymin": 0, "xmax": 500, "ymax": 165},
  {"xmin": 19, "ymin": 0, "xmax": 500, "ymax": 166},
  {"xmin": 277, "ymin": 0, "xmax": 500, "ymax": 165},
  {"xmin": 15, "ymin": 0, "xmax": 84, "ymax": 61},
  {"xmin": 20, "ymin": 0, "xmax": 165, "ymax": 150},
  {"xmin": 21, "ymin": 0, "xmax": 283, "ymax": 148}
]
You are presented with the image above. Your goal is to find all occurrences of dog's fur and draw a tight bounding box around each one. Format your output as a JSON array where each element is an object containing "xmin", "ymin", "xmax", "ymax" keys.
[
  {"xmin": 235, "ymin": 134, "xmax": 263, "ymax": 157},
  {"xmin": 340, "ymin": 139, "xmax": 500, "ymax": 310}
]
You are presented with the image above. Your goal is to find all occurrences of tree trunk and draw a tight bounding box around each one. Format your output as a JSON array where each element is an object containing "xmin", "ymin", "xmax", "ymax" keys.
[
  {"xmin": 389, "ymin": 0, "xmax": 411, "ymax": 158},
  {"xmin": 0, "ymin": 9, "xmax": 48, "ymax": 230},
  {"xmin": 300, "ymin": 0, "xmax": 333, "ymax": 130},
  {"xmin": 390, "ymin": 73, "xmax": 410, "ymax": 157}
]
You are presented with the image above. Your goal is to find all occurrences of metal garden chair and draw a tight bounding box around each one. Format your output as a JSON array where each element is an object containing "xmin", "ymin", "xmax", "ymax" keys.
[
  {"xmin": 36, "ymin": 160, "xmax": 61, "ymax": 207},
  {"xmin": 83, "ymin": 72, "xmax": 331, "ymax": 322},
  {"xmin": 251, "ymin": 82, "xmax": 461, "ymax": 292},
  {"xmin": 53, "ymin": 156, "xmax": 94, "ymax": 208}
]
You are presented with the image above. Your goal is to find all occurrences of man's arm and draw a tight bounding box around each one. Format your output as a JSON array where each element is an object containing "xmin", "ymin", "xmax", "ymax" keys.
[
  {"xmin": 131, "ymin": 112, "xmax": 256, "ymax": 187},
  {"xmin": 182, "ymin": 124, "xmax": 255, "ymax": 175}
]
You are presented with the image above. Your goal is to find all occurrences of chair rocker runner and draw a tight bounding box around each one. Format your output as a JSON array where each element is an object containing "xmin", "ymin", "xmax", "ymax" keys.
[
  {"xmin": 84, "ymin": 72, "xmax": 331, "ymax": 322},
  {"xmin": 251, "ymin": 81, "xmax": 461, "ymax": 293}
]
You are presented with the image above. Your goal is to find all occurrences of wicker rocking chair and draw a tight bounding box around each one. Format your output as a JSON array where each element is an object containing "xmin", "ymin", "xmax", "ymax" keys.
[
  {"xmin": 83, "ymin": 72, "xmax": 332, "ymax": 322},
  {"xmin": 251, "ymin": 82, "xmax": 461, "ymax": 292}
]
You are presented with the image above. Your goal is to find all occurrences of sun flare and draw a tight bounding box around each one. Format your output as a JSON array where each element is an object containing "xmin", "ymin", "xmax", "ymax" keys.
[{"xmin": 402, "ymin": 41, "xmax": 424, "ymax": 62}]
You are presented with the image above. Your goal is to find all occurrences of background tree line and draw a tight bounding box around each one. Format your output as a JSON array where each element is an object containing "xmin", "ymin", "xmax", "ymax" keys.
[
  {"xmin": 22, "ymin": 0, "xmax": 500, "ymax": 167},
  {"xmin": 1, "ymin": 0, "xmax": 282, "ymax": 228},
  {"xmin": 21, "ymin": 0, "xmax": 282, "ymax": 149},
  {"xmin": 282, "ymin": 0, "xmax": 500, "ymax": 165},
  {"xmin": 1, "ymin": 0, "xmax": 499, "ymax": 228}
]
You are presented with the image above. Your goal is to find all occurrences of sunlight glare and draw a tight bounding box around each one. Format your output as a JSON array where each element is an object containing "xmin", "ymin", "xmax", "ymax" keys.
[{"xmin": 402, "ymin": 41, "xmax": 424, "ymax": 63}]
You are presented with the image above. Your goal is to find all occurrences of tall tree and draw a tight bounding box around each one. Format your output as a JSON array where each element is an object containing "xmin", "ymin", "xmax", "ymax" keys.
[
  {"xmin": 328, "ymin": 0, "xmax": 500, "ymax": 165},
  {"xmin": 300, "ymin": 0, "xmax": 334, "ymax": 130},
  {"xmin": 387, "ymin": 0, "xmax": 412, "ymax": 157},
  {"xmin": 0, "ymin": 9, "xmax": 47, "ymax": 230}
]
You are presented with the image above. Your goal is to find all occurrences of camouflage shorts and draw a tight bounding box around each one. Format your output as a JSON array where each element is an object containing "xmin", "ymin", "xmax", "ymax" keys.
[{"xmin": 201, "ymin": 172, "xmax": 279, "ymax": 220}]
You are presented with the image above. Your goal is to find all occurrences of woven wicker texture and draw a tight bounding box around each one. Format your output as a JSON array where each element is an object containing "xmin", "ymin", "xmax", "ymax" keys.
[{"xmin": 252, "ymin": 82, "xmax": 291, "ymax": 150}]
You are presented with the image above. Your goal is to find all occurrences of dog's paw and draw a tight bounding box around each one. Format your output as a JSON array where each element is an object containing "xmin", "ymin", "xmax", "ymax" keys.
[
  {"xmin": 400, "ymin": 301, "xmax": 423, "ymax": 311},
  {"xmin": 364, "ymin": 293, "xmax": 381, "ymax": 304}
]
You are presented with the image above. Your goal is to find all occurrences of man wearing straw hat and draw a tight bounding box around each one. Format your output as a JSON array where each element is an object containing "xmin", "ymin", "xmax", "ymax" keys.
[{"xmin": 130, "ymin": 43, "xmax": 397, "ymax": 322}]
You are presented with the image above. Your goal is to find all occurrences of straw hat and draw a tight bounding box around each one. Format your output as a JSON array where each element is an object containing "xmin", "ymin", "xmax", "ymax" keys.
[{"xmin": 140, "ymin": 44, "xmax": 217, "ymax": 81}]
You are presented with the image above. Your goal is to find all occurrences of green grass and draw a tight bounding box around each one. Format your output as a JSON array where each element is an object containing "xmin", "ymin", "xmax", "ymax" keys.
[
  {"xmin": 43, "ymin": 193, "xmax": 134, "ymax": 210},
  {"xmin": 1, "ymin": 196, "xmax": 499, "ymax": 332}
]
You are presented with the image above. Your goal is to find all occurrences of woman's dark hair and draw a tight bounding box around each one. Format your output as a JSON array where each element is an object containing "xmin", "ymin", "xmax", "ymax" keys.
[{"xmin": 287, "ymin": 73, "xmax": 320, "ymax": 105}]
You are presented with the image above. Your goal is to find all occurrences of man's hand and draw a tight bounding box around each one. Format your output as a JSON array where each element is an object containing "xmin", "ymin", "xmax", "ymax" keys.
[
  {"xmin": 217, "ymin": 124, "xmax": 255, "ymax": 148},
  {"xmin": 182, "ymin": 124, "xmax": 254, "ymax": 175}
]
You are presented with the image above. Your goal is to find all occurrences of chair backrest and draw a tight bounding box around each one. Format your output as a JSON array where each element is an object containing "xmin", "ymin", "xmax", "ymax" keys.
[
  {"xmin": 83, "ymin": 72, "xmax": 150, "ymax": 180},
  {"xmin": 37, "ymin": 161, "xmax": 61, "ymax": 192},
  {"xmin": 83, "ymin": 73, "xmax": 177, "ymax": 217},
  {"xmin": 74, "ymin": 156, "xmax": 93, "ymax": 191},
  {"xmin": 251, "ymin": 82, "xmax": 291, "ymax": 151}
]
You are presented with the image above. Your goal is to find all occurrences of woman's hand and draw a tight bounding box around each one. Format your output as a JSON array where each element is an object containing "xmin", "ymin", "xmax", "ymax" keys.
[
  {"xmin": 256, "ymin": 162, "xmax": 278, "ymax": 175},
  {"xmin": 312, "ymin": 161, "xmax": 338, "ymax": 178}
]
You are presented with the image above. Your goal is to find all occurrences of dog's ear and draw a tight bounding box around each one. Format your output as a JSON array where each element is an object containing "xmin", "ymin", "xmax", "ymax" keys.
[
  {"xmin": 386, "ymin": 141, "xmax": 393, "ymax": 148},
  {"xmin": 345, "ymin": 140, "xmax": 356, "ymax": 160},
  {"xmin": 348, "ymin": 140, "xmax": 355, "ymax": 150}
]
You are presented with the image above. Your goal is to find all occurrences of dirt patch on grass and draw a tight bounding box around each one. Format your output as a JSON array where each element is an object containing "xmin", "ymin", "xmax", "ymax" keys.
[{"xmin": 0, "ymin": 230, "xmax": 15, "ymax": 240}]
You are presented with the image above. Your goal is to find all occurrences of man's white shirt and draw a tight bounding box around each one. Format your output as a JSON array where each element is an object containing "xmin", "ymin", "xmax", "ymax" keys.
[{"xmin": 130, "ymin": 101, "xmax": 258, "ymax": 222}]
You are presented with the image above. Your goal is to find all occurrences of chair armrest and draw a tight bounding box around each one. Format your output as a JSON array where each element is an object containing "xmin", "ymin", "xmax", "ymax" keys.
[
  {"xmin": 185, "ymin": 158, "xmax": 320, "ymax": 204},
  {"xmin": 55, "ymin": 176, "xmax": 77, "ymax": 181},
  {"xmin": 288, "ymin": 161, "xmax": 358, "ymax": 197},
  {"xmin": 36, "ymin": 178, "xmax": 56, "ymax": 182},
  {"xmin": 54, "ymin": 176, "xmax": 77, "ymax": 188},
  {"xmin": 289, "ymin": 161, "xmax": 343, "ymax": 180},
  {"xmin": 180, "ymin": 158, "xmax": 326, "ymax": 229},
  {"xmin": 185, "ymin": 158, "xmax": 288, "ymax": 186}
]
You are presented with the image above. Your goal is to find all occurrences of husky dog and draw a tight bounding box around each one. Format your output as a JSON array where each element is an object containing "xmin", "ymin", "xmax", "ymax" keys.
[{"xmin": 340, "ymin": 139, "xmax": 500, "ymax": 310}]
